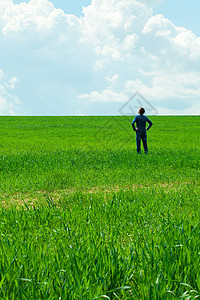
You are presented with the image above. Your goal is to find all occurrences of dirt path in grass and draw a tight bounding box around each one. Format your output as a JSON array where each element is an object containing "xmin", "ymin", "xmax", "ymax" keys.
[{"xmin": 0, "ymin": 181, "xmax": 197, "ymax": 209}]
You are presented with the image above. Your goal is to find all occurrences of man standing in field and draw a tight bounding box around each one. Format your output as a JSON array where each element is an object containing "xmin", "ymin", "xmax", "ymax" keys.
[{"xmin": 132, "ymin": 107, "xmax": 153, "ymax": 154}]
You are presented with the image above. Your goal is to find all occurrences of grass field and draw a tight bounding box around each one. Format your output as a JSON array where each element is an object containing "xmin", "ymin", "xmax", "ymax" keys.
[{"xmin": 0, "ymin": 115, "xmax": 199, "ymax": 299}]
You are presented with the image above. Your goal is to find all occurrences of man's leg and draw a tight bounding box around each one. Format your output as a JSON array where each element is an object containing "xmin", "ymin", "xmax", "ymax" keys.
[
  {"xmin": 136, "ymin": 133, "xmax": 141, "ymax": 153},
  {"xmin": 142, "ymin": 134, "xmax": 148, "ymax": 154}
]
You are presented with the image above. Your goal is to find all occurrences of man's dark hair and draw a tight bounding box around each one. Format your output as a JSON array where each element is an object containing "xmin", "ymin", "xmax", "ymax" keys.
[{"xmin": 138, "ymin": 107, "xmax": 145, "ymax": 115}]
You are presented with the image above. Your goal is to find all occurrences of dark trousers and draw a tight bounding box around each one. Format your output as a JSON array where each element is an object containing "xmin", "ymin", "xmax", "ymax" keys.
[{"xmin": 136, "ymin": 131, "xmax": 148, "ymax": 154}]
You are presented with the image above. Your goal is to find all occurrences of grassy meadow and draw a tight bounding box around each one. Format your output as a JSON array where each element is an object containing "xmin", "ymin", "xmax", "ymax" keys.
[{"xmin": 0, "ymin": 115, "xmax": 199, "ymax": 299}]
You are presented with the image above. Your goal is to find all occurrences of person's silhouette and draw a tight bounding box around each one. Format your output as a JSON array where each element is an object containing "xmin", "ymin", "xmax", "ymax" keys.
[{"xmin": 132, "ymin": 108, "xmax": 153, "ymax": 154}]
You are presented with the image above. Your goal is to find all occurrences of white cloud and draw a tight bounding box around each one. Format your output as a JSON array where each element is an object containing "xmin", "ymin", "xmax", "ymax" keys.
[
  {"xmin": 125, "ymin": 71, "xmax": 200, "ymax": 101},
  {"xmin": 0, "ymin": 0, "xmax": 200, "ymax": 115},
  {"xmin": 137, "ymin": 0, "xmax": 163, "ymax": 6},
  {"xmin": 143, "ymin": 14, "xmax": 200, "ymax": 60},
  {"xmin": 7, "ymin": 77, "xmax": 19, "ymax": 89},
  {"xmin": 0, "ymin": 96, "xmax": 9, "ymax": 114},
  {"xmin": 157, "ymin": 99, "xmax": 200, "ymax": 115},
  {"xmin": 79, "ymin": 89, "xmax": 128, "ymax": 103},
  {"xmin": 0, "ymin": 69, "xmax": 20, "ymax": 114}
]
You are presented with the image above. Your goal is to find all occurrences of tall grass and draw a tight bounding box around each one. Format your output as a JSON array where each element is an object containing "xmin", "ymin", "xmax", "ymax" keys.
[
  {"xmin": 1, "ymin": 186, "xmax": 200, "ymax": 299},
  {"xmin": 0, "ymin": 116, "xmax": 199, "ymax": 299}
]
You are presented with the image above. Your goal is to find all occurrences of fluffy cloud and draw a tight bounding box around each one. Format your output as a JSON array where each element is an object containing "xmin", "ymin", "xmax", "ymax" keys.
[
  {"xmin": 0, "ymin": 69, "xmax": 20, "ymax": 115},
  {"xmin": 0, "ymin": 0, "xmax": 200, "ymax": 115},
  {"xmin": 137, "ymin": 0, "xmax": 163, "ymax": 6}
]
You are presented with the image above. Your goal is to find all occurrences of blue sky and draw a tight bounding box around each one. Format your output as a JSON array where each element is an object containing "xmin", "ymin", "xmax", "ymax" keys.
[
  {"xmin": 154, "ymin": 0, "xmax": 200, "ymax": 36},
  {"xmin": 1, "ymin": 0, "xmax": 200, "ymax": 115},
  {"xmin": 13, "ymin": 0, "xmax": 92, "ymax": 16}
]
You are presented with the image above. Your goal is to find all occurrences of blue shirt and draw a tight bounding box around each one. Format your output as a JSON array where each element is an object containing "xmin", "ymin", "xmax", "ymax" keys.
[{"xmin": 132, "ymin": 115, "xmax": 153, "ymax": 133}]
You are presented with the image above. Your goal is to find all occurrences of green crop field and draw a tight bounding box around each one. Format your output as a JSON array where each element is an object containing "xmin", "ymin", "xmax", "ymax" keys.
[{"xmin": 0, "ymin": 116, "xmax": 199, "ymax": 299}]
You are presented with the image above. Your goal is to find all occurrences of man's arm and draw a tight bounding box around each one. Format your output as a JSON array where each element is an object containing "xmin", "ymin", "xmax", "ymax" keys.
[
  {"xmin": 132, "ymin": 117, "xmax": 137, "ymax": 131},
  {"xmin": 146, "ymin": 118, "xmax": 153, "ymax": 130}
]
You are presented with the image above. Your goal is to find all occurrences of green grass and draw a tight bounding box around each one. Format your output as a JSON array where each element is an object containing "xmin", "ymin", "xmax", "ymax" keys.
[
  {"xmin": 0, "ymin": 116, "xmax": 199, "ymax": 195},
  {"xmin": 0, "ymin": 116, "xmax": 199, "ymax": 299}
]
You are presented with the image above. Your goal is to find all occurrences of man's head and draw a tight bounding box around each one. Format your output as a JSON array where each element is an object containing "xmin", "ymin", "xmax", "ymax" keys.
[{"xmin": 138, "ymin": 107, "xmax": 145, "ymax": 115}]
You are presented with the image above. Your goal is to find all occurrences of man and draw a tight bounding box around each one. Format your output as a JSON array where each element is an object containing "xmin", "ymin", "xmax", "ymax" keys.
[{"xmin": 132, "ymin": 107, "xmax": 153, "ymax": 154}]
